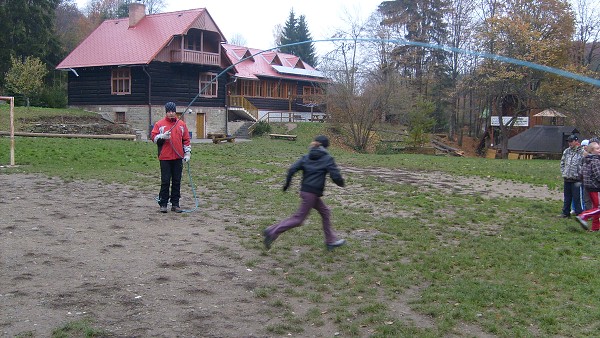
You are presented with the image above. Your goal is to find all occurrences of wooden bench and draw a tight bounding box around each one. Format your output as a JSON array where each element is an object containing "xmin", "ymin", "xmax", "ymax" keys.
[
  {"xmin": 269, "ymin": 133, "xmax": 297, "ymax": 141},
  {"xmin": 309, "ymin": 115, "xmax": 326, "ymax": 122},
  {"xmin": 207, "ymin": 132, "xmax": 226, "ymax": 140},
  {"xmin": 292, "ymin": 114, "xmax": 305, "ymax": 122},
  {"xmin": 212, "ymin": 136, "xmax": 236, "ymax": 144}
]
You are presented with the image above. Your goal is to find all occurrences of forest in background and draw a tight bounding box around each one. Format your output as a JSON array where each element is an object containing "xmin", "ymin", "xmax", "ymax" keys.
[{"xmin": 0, "ymin": 0, "xmax": 599, "ymax": 155}]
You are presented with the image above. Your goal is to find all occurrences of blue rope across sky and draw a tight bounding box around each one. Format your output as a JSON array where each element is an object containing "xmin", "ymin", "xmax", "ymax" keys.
[{"xmin": 185, "ymin": 37, "xmax": 599, "ymax": 114}]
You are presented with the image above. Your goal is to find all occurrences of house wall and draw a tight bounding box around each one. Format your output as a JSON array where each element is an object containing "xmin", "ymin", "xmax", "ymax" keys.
[
  {"xmin": 66, "ymin": 61, "xmax": 229, "ymax": 138},
  {"xmin": 204, "ymin": 107, "xmax": 227, "ymax": 135},
  {"xmin": 67, "ymin": 62, "xmax": 227, "ymax": 106},
  {"xmin": 72, "ymin": 104, "xmax": 226, "ymax": 140}
]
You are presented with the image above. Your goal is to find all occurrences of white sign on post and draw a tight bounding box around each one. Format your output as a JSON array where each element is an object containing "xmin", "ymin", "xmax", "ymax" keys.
[{"xmin": 491, "ymin": 116, "xmax": 529, "ymax": 127}]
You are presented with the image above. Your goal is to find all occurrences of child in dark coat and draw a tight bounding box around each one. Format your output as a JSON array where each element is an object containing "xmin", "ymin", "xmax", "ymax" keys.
[{"xmin": 263, "ymin": 135, "xmax": 346, "ymax": 250}]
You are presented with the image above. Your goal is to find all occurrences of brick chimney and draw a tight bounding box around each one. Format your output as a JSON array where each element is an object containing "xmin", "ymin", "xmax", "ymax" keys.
[{"xmin": 129, "ymin": 1, "xmax": 146, "ymax": 27}]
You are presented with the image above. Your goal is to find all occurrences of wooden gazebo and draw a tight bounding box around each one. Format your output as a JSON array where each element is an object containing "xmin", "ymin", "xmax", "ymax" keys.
[{"xmin": 532, "ymin": 109, "xmax": 567, "ymax": 126}]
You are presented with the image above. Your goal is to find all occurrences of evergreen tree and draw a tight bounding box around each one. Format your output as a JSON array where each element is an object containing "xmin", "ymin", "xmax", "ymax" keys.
[
  {"xmin": 279, "ymin": 9, "xmax": 298, "ymax": 53},
  {"xmin": 0, "ymin": 0, "xmax": 62, "ymax": 88},
  {"xmin": 278, "ymin": 9, "xmax": 318, "ymax": 66},
  {"xmin": 296, "ymin": 15, "xmax": 317, "ymax": 66}
]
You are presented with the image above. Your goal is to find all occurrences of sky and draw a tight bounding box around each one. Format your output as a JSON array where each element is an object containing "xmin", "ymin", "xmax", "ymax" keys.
[{"xmin": 74, "ymin": 0, "xmax": 383, "ymax": 56}]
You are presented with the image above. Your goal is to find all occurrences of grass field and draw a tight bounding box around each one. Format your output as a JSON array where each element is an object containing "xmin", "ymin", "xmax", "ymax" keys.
[{"xmin": 1, "ymin": 107, "xmax": 598, "ymax": 337}]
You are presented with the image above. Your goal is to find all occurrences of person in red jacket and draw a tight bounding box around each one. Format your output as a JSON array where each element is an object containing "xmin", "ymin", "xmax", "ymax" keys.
[{"xmin": 151, "ymin": 102, "xmax": 191, "ymax": 213}]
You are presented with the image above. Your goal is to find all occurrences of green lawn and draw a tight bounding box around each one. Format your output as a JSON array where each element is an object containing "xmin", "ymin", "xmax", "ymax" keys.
[{"xmin": 1, "ymin": 110, "xmax": 597, "ymax": 337}]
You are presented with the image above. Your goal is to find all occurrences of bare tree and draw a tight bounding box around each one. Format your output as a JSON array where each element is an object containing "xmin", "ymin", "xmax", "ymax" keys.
[
  {"xmin": 320, "ymin": 11, "xmax": 382, "ymax": 151},
  {"xmin": 228, "ymin": 33, "xmax": 247, "ymax": 46},
  {"xmin": 573, "ymin": 0, "xmax": 600, "ymax": 70},
  {"xmin": 445, "ymin": 0, "xmax": 477, "ymax": 142},
  {"xmin": 271, "ymin": 23, "xmax": 283, "ymax": 50},
  {"xmin": 143, "ymin": 0, "xmax": 165, "ymax": 14}
]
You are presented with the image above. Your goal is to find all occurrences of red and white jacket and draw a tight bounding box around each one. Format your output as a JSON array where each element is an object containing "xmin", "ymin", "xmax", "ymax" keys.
[{"xmin": 151, "ymin": 117, "xmax": 191, "ymax": 160}]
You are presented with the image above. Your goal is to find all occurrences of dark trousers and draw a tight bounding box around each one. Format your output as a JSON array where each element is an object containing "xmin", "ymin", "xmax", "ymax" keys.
[
  {"xmin": 266, "ymin": 191, "xmax": 337, "ymax": 244},
  {"xmin": 563, "ymin": 180, "xmax": 584, "ymax": 216},
  {"xmin": 159, "ymin": 159, "xmax": 183, "ymax": 207}
]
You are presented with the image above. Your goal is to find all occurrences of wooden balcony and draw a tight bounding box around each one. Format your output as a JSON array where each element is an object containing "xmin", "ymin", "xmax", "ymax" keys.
[{"xmin": 170, "ymin": 49, "xmax": 220, "ymax": 66}]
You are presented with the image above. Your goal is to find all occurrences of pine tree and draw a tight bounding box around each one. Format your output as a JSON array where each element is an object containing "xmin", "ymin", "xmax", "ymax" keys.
[
  {"xmin": 296, "ymin": 15, "xmax": 317, "ymax": 66},
  {"xmin": 278, "ymin": 9, "xmax": 318, "ymax": 66},
  {"xmin": 0, "ymin": 0, "xmax": 62, "ymax": 88},
  {"xmin": 279, "ymin": 9, "xmax": 298, "ymax": 53}
]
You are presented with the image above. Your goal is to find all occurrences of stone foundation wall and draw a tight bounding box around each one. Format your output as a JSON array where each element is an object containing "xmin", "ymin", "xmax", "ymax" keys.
[{"xmin": 73, "ymin": 105, "xmax": 227, "ymax": 140}]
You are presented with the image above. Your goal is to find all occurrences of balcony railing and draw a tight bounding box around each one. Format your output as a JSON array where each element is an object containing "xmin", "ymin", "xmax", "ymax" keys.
[{"xmin": 170, "ymin": 50, "xmax": 220, "ymax": 66}]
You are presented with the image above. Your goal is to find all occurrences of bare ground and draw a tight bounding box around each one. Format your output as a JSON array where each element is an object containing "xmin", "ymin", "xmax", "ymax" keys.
[{"xmin": 0, "ymin": 169, "xmax": 561, "ymax": 337}]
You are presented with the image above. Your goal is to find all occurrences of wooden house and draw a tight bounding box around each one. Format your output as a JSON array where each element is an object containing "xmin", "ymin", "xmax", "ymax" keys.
[{"xmin": 56, "ymin": 3, "xmax": 328, "ymax": 139}]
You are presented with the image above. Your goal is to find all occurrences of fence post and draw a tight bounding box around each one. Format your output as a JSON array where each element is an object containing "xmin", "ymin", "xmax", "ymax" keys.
[{"xmin": 0, "ymin": 96, "xmax": 15, "ymax": 166}]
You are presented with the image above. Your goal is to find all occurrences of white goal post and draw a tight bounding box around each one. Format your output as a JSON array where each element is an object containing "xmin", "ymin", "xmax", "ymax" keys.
[{"xmin": 0, "ymin": 96, "xmax": 15, "ymax": 166}]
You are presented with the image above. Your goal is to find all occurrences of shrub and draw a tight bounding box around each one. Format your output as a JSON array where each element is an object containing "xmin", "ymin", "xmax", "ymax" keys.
[
  {"xmin": 36, "ymin": 85, "xmax": 68, "ymax": 108},
  {"xmin": 252, "ymin": 121, "xmax": 272, "ymax": 136}
]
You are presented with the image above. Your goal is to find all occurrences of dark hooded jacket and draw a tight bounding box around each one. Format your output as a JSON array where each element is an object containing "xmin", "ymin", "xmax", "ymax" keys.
[{"xmin": 285, "ymin": 146, "xmax": 344, "ymax": 196}]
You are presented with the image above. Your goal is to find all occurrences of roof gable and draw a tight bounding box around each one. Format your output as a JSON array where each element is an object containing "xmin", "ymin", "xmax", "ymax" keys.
[
  {"xmin": 222, "ymin": 44, "xmax": 327, "ymax": 82},
  {"xmin": 57, "ymin": 8, "xmax": 225, "ymax": 69},
  {"xmin": 270, "ymin": 55, "xmax": 283, "ymax": 66}
]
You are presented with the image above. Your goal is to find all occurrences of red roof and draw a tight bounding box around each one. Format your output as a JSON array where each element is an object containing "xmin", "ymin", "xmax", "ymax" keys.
[
  {"xmin": 57, "ymin": 8, "xmax": 224, "ymax": 69},
  {"xmin": 222, "ymin": 44, "xmax": 327, "ymax": 83}
]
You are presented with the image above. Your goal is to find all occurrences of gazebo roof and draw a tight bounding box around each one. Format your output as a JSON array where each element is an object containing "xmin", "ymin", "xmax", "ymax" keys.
[
  {"xmin": 533, "ymin": 109, "xmax": 567, "ymax": 118},
  {"xmin": 508, "ymin": 125, "xmax": 578, "ymax": 154}
]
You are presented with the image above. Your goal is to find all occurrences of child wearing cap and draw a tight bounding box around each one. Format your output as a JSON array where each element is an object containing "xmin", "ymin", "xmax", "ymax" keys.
[{"xmin": 560, "ymin": 134, "xmax": 585, "ymax": 218}]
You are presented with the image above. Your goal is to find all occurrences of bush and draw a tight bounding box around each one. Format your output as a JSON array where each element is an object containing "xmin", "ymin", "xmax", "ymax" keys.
[
  {"xmin": 36, "ymin": 85, "xmax": 68, "ymax": 108},
  {"xmin": 252, "ymin": 121, "xmax": 272, "ymax": 136}
]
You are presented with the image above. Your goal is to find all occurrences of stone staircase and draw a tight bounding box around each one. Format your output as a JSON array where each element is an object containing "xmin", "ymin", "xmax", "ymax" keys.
[{"xmin": 233, "ymin": 121, "xmax": 255, "ymax": 139}]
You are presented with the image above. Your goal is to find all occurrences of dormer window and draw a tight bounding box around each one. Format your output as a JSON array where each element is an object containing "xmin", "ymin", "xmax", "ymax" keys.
[
  {"xmin": 243, "ymin": 50, "xmax": 254, "ymax": 61},
  {"xmin": 271, "ymin": 55, "xmax": 282, "ymax": 66}
]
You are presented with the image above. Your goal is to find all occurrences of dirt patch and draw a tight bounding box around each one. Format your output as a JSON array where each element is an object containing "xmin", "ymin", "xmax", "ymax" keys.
[
  {"xmin": 0, "ymin": 169, "xmax": 559, "ymax": 337},
  {"xmin": 0, "ymin": 174, "xmax": 280, "ymax": 337},
  {"xmin": 343, "ymin": 166, "xmax": 561, "ymax": 200},
  {"xmin": 19, "ymin": 115, "xmax": 136, "ymax": 135}
]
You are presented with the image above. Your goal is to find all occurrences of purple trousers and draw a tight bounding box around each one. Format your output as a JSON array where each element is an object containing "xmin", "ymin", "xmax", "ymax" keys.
[{"xmin": 266, "ymin": 191, "xmax": 337, "ymax": 244}]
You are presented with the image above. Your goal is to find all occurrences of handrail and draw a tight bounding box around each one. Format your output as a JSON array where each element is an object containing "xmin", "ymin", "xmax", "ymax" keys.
[
  {"xmin": 262, "ymin": 111, "xmax": 327, "ymax": 123},
  {"xmin": 228, "ymin": 95, "xmax": 258, "ymax": 120},
  {"xmin": 170, "ymin": 50, "xmax": 220, "ymax": 66}
]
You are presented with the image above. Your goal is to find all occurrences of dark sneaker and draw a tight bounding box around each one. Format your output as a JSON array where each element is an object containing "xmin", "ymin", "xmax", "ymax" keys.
[
  {"xmin": 263, "ymin": 229, "xmax": 274, "ymax": 250},
  {"xmin": 576, "ymin": 216, "xmax": 589, "ymax": 230},
  {"xmin": 159, "ymin": 205, "xmax": 168, "ymax": 213},
  {"xmin": 326, "ymin": 239, "xmax": 346, "ymax": 251},
  {"xmin": 171, "ymin": 206, "xmax": 183, "ymax": 213},
  {"xmin": 559, "ymin": 214, "xmax": 570, "ymax": 218}
]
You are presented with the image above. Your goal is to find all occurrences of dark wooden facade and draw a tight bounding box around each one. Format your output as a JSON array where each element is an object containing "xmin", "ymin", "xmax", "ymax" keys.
[
  {"xmin": 67, "ymin": 62, "xmax": 229, "ymax": 109},
  {"xmin": 66, "ymin": 62, "xmax": 323, "ymax": 113}
]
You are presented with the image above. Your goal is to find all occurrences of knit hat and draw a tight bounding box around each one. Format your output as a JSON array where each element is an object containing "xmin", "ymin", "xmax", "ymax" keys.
[
  {"xmin": 314, "ymin": 135, "xmax": 329, "ymax": 148},
  {"xmin": 567, "ymin": 134, "xmax": 578, "ymax": 142},
  {"xmin": 165, "ymin": 102, "xmax": 176, "ymax": 113}
]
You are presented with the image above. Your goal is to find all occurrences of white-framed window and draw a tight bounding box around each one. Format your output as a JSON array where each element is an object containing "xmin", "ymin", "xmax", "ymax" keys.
[
  {"xmin": 111, "ymin": 68, "xmax": 131, "ymax": 95},
  {"xmin": 199, "ymin": 72, "xmax": 217, "ymax": 97}
]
